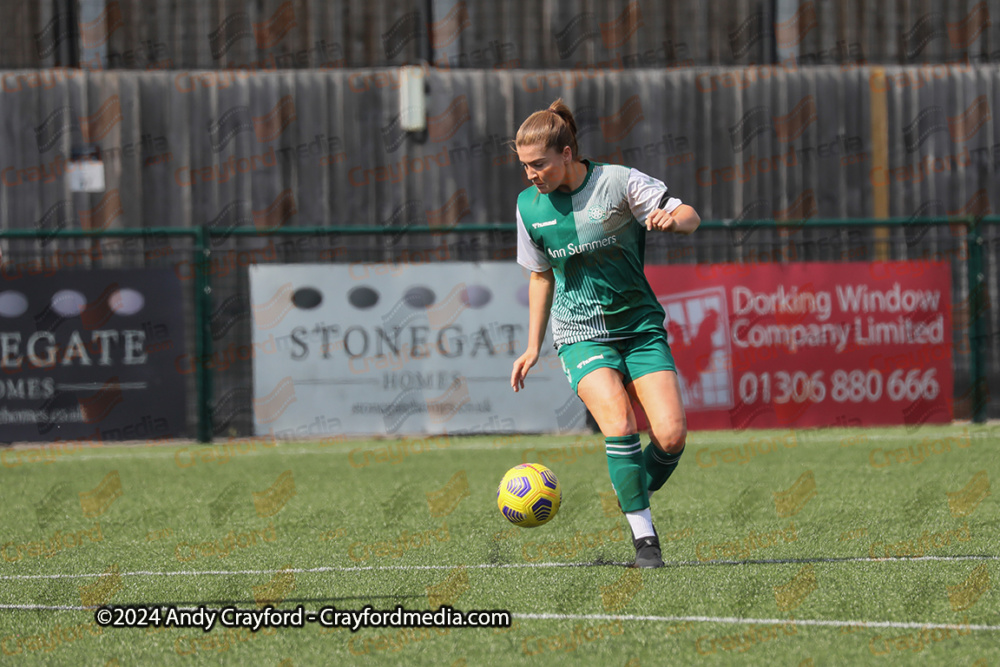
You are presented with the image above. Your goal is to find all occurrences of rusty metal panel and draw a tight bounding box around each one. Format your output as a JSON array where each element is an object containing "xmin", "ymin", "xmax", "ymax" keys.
[
  {"xmin": 0, "ymin": 64, "xmax": 997, "ymax": 234},
  {"xmin": 1, "ymin": 1, "xmax": 997, "ymax": 69}
]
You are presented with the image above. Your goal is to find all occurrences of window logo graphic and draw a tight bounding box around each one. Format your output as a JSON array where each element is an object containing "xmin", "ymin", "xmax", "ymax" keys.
[{"xmin": 659, "ymin": 287, "xmax": 733, "ymax": 410}]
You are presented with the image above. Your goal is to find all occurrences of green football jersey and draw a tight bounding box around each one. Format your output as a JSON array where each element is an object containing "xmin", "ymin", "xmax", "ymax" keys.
[{"xmin": 515, "ymin": 160, "xmax": 682, "ymax": 347}]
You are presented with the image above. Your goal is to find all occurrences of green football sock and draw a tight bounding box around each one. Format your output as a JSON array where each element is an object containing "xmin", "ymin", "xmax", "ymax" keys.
[
  {"xmin": 606, "ymin": 435, "xmax": 649, "ymax": 513},
  {"xmin": 644, "ymin": 444, "xmax": 684, "ymax": 494}
]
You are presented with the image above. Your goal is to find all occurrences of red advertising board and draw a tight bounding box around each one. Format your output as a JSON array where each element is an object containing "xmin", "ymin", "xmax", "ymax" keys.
[{"xmin": 640, "ymin": 262, "xmax": 953, "ymax": 430}]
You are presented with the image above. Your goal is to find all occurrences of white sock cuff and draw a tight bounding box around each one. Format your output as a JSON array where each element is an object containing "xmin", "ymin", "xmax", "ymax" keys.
[
  {"xmin": 606, "ymin": 445, "xmax": 642, "ymax": 456},
  {"xmin": 625, "ymin": 508, "xmax": 655, "ymax": 540},
  {"xmin": 606, "ymin": 435, "xmax": 641, "ymax": 456}
]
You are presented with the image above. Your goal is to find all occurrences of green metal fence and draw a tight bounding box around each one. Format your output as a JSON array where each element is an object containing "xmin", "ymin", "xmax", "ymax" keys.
[{"xmin": 1, "ymin": 216, "xmax": 995, "ymax": 442}]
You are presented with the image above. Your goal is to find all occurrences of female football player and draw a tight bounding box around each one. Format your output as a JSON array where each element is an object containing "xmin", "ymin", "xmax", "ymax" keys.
[{"xmin": 510, "ymin": 99, "xmax": 700, "ymax": 568}]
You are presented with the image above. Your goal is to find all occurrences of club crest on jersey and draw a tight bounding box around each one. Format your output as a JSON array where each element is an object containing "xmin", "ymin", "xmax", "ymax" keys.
[
  {"xmin": 532, "ymin": 220, "xmax": 557, "ymax": 228},
  {"xmin": 588, "ymin": 201, "xmax": 629, "ymax": 224}
]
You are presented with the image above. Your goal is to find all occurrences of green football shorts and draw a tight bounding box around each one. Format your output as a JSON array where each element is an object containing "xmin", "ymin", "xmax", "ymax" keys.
[{"xmin": 557, "ymin": 330, "xmax": 677, "ymax": 394}]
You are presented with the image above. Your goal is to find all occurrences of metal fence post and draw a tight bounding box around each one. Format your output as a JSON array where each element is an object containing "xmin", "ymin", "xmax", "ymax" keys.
[
  {"xmin": 966, "ymin": 218, "xmax": 987, "ymax": 424},
  {"xmin": 194, "ymin": 226, "xmax": 214, "ymax": 442}
]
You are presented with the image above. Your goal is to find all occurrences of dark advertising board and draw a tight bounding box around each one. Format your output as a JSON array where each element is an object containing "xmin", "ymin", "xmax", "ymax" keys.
[{"xmin": 0, "ymin": 268, "xmax": 186, "ymax": 442}]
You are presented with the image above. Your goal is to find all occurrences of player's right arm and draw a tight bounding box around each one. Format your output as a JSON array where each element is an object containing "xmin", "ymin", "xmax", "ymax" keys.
[
  {"xmin": 511, "ymin": 269, "xmax": 554, "ymax": 392},
  {"xmin": 512, "ymin": 205, "xmax": 554, "ymax": 392}
]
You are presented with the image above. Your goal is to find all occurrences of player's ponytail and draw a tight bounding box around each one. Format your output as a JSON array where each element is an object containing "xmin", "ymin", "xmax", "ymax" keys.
[{"xmin": 515, "ymin": 98, "xmax": 579, "ymax": 159}]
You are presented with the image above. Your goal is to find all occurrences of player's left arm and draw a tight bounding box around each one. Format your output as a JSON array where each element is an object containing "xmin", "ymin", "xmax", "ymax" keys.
[{"xmin": 625, "ymin": 167, "xmax": 700, "ymax": 235}]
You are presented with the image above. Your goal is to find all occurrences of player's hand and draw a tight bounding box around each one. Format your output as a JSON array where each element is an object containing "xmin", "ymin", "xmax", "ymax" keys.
[
  {"xmin": 511, "ymin": 349, "xmax": 539, "ymax": 393},
  {"xmin": 646, "ymin": 208, "xmax": 678, "ymax": 232}
]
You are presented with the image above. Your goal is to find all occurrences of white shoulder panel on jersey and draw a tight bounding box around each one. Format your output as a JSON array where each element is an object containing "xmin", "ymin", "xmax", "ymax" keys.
[
  {"xmin": 626, "ymin": 167, "xmax": 681, "ymax": 224},
  {"xmin": 515, "ymin": 206, "xmax": 551, "ymax": 272}
]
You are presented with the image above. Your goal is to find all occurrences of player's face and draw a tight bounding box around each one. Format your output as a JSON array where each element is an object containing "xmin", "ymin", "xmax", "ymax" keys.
[{"xmin": 516, "ymin": 144, "xmax": 570, "ymax": 194}]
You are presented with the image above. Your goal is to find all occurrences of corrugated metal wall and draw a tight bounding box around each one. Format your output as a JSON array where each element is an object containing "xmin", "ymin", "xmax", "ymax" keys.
[
  {"xmin": 1, "ymin": 1, "xmax": 995, "ymax": 432},
  {"xmin": 1, "ymin": 66, "xmax": 996, "ymax": 426},
  {"xmin": 0, "ymin": 65, "xmax": 996, "ymax": 229},
  {"xmin": 3, "ymin": 0, "xmax": 997, "ymax": 69}
]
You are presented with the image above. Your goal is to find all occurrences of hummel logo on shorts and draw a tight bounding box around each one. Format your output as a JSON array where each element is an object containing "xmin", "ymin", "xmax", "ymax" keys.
[{"xmin": 576, "ymin": 354, "xmax": 605, "ymax": 369}]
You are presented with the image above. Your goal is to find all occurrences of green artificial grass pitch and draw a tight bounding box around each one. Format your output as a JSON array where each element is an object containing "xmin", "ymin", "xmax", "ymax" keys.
[{"xmin": 0, "ymin": 424, "xmax": 997, "ymax": 665}]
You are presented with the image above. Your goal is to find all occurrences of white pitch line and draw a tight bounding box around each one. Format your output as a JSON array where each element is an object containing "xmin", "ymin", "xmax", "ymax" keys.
[
  {"xmin": 6, "ymin": 428, "xmax": 990, "ymax": 464},
  {"xmin": 0, "ymin": 562, "xmax": 607, "ymax": 581},
  {"xmin": 4, "ymin": 440, "xmax": 527, "ymax": 464},
  {"xmin": 515, "ymin": 613, "xmax": 1000, "ymax": 633},
  {"xmin": 0, "ymin": 604, "xmax": 95, "ymax": 611},
  {"xmin": 1, "ymin": 605, "xmax": 998, "ymax": 633},
  {"xmin": 2, "ymin": 554, "xmax": 997, "ymax": 581}
]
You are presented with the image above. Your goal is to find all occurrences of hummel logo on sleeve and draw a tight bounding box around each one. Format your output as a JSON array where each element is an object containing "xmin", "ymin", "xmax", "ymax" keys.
[{"xmin": 532, "ymin": 220, "xmax": 557, "ymax": 228}]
